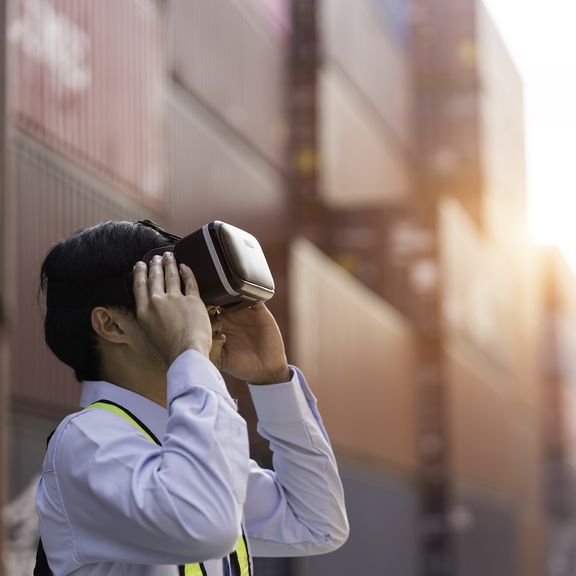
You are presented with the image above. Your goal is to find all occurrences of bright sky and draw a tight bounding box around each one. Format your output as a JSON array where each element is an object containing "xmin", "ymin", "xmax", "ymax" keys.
[{"xmin": 481, "ymin": 0, "xmax": 576, "ymax": 267}]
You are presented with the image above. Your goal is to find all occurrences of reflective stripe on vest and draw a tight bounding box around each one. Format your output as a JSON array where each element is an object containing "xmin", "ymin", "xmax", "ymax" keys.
[{"xmin": 86, "ymin": 400, "xmax": 251, "ymax": 576}]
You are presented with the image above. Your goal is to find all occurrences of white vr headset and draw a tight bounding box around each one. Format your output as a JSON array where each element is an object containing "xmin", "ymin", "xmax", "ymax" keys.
[{"xmin": 141, "ymin": 220, "xmax": 275, "ymax": 310}]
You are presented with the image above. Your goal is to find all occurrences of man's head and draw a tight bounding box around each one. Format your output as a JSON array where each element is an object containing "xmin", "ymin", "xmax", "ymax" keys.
[{"xmin": 40, "ymin": 221, "xmax": 174, "ymax": 383}]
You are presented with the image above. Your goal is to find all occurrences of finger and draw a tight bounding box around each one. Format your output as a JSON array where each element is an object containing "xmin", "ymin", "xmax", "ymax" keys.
[
  {"xmin": 132, "ymin": 261, "xmax": 149, "ymax": 312},
  {"xmin": 163, "ymin": 251, "xmax": 180, "ymax": 295},
  {"xmin": 148, "ymin": 254, "xmax": 165, "ymax": 296},
  {"xmin": 180, "ymin": 264, "xmax": 201, "ymax": 298}
]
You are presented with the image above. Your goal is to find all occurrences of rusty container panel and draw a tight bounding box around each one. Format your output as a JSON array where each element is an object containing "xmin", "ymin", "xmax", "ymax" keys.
[
  {"xmin": 320, "ymin": 0, "xmax": 414, "ymax": 149},
  {"xmin": 167, "ymin": 0, "xmax": 289, "ymax": 171},
  {"xmin": 10, "ymin": 136, "xmax": 153, "ymax": 415},
  {"xmin": 448, "ymin": 369, "xmax": 545, "ymax": 576},
  {"xmin": 446, "ymin": 345, "xmax": 517, "ymax": 494},
  {"xmin": 8, "ymin": 0, "xmax": 164, "ymax": 207},
  {"xmin": 290, "ymin": 238, "xmax": 417, "ymax": 472},
  {"xmin": 319, "ymin": 66, "xmax": 411, "ymax": 208},
  {"xmin": 446, "ymin": 345, "xmax": 543, "ymax": 501},
  {"xmin": 166, "ymin": 89, "xmax": 287, "ymax": 243}
]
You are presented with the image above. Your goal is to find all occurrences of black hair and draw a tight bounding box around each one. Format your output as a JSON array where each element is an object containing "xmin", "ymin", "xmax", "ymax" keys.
[{"xmin": 39, "ymin": 221, "xmax": 172, "ymax": 382}]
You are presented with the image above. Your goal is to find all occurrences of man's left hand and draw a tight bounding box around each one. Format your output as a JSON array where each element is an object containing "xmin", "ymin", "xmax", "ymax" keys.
[{"xmin": 216, "ymin": 304, "xmax": 291, "ymax": 385}]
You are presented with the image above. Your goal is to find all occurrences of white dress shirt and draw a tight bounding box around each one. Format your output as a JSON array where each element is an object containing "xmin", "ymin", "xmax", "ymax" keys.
[{"xmin": 36, "ymin": 349, "xmax": 348, "ymax": 576}]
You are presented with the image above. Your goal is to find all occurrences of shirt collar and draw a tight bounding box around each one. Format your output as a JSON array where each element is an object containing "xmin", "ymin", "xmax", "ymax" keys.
[{"xmin": 79, "ymin": 380, "xmax": 168, "ymax": 441}]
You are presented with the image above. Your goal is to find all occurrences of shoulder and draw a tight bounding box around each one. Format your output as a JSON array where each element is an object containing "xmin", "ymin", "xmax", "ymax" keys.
[{"xmin": 45, "ymin": 408, "xmax": 157, "ymax": 473}]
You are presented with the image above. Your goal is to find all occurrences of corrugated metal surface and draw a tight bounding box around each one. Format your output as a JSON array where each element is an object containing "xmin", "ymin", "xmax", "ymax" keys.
[
  {"xmin": 446, "ymin": 343, "xmax": 538, "ymax": 493},
  {"xmin": 1, "ymin": 1, "xmax": 9, "ymax": 568},
  {"xmin": 327, "ymin": 208, "xmax": 386, "ymax": 295},
  {"xmin": 441, "ymin": 195, "xmax": 543, "ymax": 494},
  {"xmin": 320, "ymin": 0, "xmax": 414, "ymax": 149},
  {"xmin": 412, "ymin": 0, "xmax": 483, "ymax": 223},
  {"xmin": 319, "ymin": 65, "xmax": 410, "ymax": 207},
  {"xmin": 166, "ymin": 86, "xmax": 288, "ymax": 243},
  {"xmin": 452, "ymin": 487, "xmax": 518, "ymax": 576},
  {"xmin": 440, "ymin": 196, "xmax": 544, "ymax": 431},
  {"xmin": 246, "ymin": 0, "xmax": 290, "ymax": 35},
  {"xmin": 298, "ymin": 465, "xmax": 420, "ymax": 576},
  {"xmin": 440, "ymin": 198, "xmax": 532, "ymax": 391},
  {"xmin": 290, "ymin": 238, "xmax": 418, "ymax": 471},
  {"xmin": 167, "ymin": 0, "xmax": 289, "ymax": 171},
  {"xmin": 10, "ymin": 135, "xmax": 153, "ymax": 414},
  {"xmin": 446, "ymin": 346, "xmax": 545, "ymax": 576},
  {"xmin": 540, "ymin": 248, "xmax": 576, "ymax": 575},
  {"xmin": 8, "ymin": 411, "xmax": 61, "ymax": 497},
  {"xmin": 8, "ymin": 0, "xmax": 164, "ymax": 206},
  {"xmin": 370, "ymin": 0, "xmax": 411, "ymax": 46}
]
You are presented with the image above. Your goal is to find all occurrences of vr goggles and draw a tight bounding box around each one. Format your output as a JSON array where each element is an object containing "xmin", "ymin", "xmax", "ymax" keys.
[{"xmin": 47, "ymin": 220, "xmax": 275, "ymax": 311}]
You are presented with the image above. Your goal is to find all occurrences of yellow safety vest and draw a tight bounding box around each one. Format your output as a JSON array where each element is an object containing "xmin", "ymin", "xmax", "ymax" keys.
[{"xmin": 85, "ymin": 400, "xmax": 251, "ymax": 576}]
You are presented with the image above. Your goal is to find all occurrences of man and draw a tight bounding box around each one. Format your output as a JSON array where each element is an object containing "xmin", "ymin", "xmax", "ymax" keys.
[{"xmin": 36, "ymin": 220, "xmax": 348, "ymax": 576}]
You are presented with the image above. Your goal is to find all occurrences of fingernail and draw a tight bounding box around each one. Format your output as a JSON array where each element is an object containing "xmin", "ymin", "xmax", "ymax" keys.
[
  {"xmin": 152, "ymin": 255, "xmax": 162, "ymax": 263},
  {"xmin": 133, "ymin": 261, "xmax": 145, "ymax": 270},
  {"xmin": 163, "ymin": 251, "xmax": 173, "ymax": 260}
]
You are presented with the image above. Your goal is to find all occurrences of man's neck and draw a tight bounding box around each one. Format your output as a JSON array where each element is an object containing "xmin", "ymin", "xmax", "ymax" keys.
[{"xmin": 100, "ymin": 365, "xmax": 168, "ymax": 408}]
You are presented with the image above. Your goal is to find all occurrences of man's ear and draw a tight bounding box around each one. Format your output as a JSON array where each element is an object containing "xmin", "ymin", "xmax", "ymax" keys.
[{"xmin": 91, "ymin": 307, "xmax": 129, "ymax": 344}]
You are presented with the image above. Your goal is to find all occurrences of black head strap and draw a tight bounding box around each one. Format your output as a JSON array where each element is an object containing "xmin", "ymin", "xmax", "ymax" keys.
[{"xmin": 137, "ymin": 220, "xmax": 182, "ymax": 243}]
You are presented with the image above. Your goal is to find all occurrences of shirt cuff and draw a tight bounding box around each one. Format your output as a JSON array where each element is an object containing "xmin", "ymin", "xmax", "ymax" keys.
[
  {"xmin": 167, "ymin": 349, "xmax": 232, "ymax": 402},
  {"xmin": 248, "ymin": 365, "xmax": 315, "ymax": 424}
]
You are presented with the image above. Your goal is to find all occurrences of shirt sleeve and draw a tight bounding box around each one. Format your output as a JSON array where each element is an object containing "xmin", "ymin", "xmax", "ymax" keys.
[
  {"xmin": 38, "ymin": 350, "xmax": 249, "ymax": 571},
  {"xmin": 244, "ymin": 366, "xmax": 349, "ymax": 557}
]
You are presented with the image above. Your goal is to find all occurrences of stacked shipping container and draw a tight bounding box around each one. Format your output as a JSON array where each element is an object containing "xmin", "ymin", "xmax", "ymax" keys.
[
  {"xmin": 4, "ymin": 1, "xmax": 294, "ymax": 575},
  {"xmin": 539, "ymin": 248, "xmax": 576, "ymax": 576},
  {"xmin": 411, "ymin": 0, "xmax": 545, "ymax": 574},
  {"xmin": 1, "ymin": 0, "xmax": 571, "ymax": 575}
]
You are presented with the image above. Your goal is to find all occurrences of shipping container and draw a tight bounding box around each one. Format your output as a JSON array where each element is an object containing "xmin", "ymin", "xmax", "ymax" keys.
[
  {"xmin": 1, "ymin": 1, "xmax": 9, "ymax": 571},
  {"xmin": 445, "ymin": 335, "xmax": 545, "ymax": 576},
  {"xmin": 539, "ymin": 248, "xmax": 576, "ymax": 576},
  {"xmin": 326, "ymin": 207, "xmax": 387, "ymax": 295},
  {"xmin": 9, "ymin": 134, "xmax": 156, "ymax": 416},
  {"xmin": 290, "ymin": 237, "xmax": 418, "ymax": 472},
  {"xmin": 298, "ymin": 462, "xmax": 420, "ymax": 576},
  {"xmin": 9, "ymin": 0, "xmax": 165, "ymax": 207},
  {"xmin": 318, "ymin": 65, "xmax": 411, "ymax": 208},
  {"xmin": 451, "ymin": 486, "xmax": 519, "ymax": 576},
  {"xmin": 476, "ymin": 0, "xmax": 527, "ymax": 249},
  {"xmin": 440, "ymin": 198, "xmax": 521, "ymax": 377},
  {"xmin": 166, "ymin": 87, "xmax": 288, "ymax": 243},
  {"xmin": 167, "ymin": 0, "xmax": 289, "ymax": 172},
  {"xmin": 290, "ymin": 237, "xmax": 420, "ymax": 576},
  {"xmin": 320, "ymin": 0, "xmax": 414, "ymax": 150},
  {"xmin": 440, "ymin": 197, "xmax": 542, "ymax": 413},
  {"xmin": 411, "ymin": 0, "xmax": 484, "ymax": 224}
]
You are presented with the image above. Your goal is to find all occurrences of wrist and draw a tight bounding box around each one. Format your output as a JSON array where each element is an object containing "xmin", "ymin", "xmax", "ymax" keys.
[
  {"xmin": 249, "ymin": 365, "xmax": 292, "ymax": 385},
  {"xmin": 167, "ymin": 340, "xmax": 211, "ymax": 365}
]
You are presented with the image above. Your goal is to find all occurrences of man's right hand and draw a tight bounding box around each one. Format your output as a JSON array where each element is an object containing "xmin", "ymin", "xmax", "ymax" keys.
[{"xmin": 132, "ymin": 252, "xmax": 212, "ymax": 365}]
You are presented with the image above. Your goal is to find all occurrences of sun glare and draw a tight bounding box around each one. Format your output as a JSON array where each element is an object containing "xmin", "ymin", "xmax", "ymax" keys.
[{"xmin": 482, "ymin": 0, "xmax": 576, "ymax": 270}]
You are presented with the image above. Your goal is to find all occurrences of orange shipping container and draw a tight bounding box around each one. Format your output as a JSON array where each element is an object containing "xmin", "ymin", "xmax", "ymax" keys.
[{"xmin": 290, "ymin": 237, "xmax": 418, "ymax": 472}]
